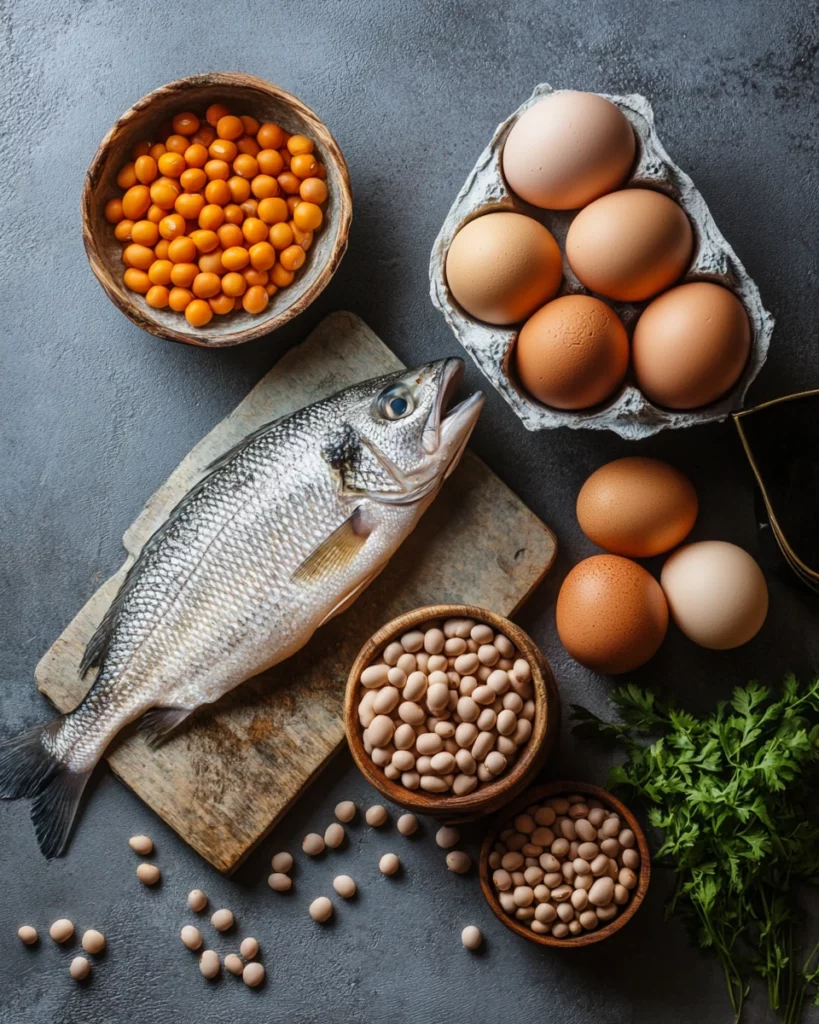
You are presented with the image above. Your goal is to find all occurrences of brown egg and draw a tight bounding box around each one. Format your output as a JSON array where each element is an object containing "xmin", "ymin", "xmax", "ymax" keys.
[
  {"xmin": 445, "ymin": 212, "xmax": 562, "ymax": 325},
  {"xmin": 632, "ymin": 282, "xmax": 751, "ymax": 409},
  {"xmin": 514, "ymin": 295, "xmax": 628, "ymax": 409},
  {"xmin": 556, "ymin": 555, "xmax": 668, "ymax": 674},
  {"xmin": 502, "ymin": 91, "xmax": 635, "ymax": 210},
  {"xmin": 577, "ymin": 457, "xmax": 698, "ymax": 557},
  {"xmin": 565, "ymin": 189, "xmax": 693, "ymax": 302}
]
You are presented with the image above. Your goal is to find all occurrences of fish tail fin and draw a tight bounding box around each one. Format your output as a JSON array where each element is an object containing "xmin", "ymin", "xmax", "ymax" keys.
[{"xmin": 0, "ymin": 721, "xmax": 92, "ymax": 859}]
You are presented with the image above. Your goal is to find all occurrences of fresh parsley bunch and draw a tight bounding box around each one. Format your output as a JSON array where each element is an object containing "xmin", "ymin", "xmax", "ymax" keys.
[{"xmin": 572, "ymin": 676, "xmax": 819, "ymax": 1023}]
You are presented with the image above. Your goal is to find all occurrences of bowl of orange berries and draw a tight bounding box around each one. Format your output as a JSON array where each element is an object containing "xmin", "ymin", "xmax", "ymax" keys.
[{"xmin": 82, "ymin": 73, "xmax": 352, "ymax": 346}]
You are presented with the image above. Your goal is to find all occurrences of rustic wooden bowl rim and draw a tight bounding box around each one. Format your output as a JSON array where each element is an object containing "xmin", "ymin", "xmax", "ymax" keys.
[
  {"xmin": 478, "ymin": 780, "xmax": 651, "ymax": 947},
  {"xmin": 81, "ymin": 72, "xmax": 352, "ymax": 347},
  {"xmin": 344, "ymin": 603, "xmax": 556, "ymax": 816}
]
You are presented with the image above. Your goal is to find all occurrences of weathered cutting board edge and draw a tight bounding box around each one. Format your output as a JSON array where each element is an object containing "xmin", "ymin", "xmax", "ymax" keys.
[{"xmin": 35, "ymin": 311, "xmax": 558, "ymax": 872}]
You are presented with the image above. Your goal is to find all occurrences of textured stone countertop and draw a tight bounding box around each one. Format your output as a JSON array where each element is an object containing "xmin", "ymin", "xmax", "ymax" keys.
[{"xmin": 2, "ymin": 1, "xmax": 818, "ymax": 1022}]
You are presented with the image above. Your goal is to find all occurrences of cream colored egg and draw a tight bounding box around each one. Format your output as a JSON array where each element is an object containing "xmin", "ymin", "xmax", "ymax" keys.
[{"xmin": 660, "ymin": 541, "xmax": 768, "ymax": 649}]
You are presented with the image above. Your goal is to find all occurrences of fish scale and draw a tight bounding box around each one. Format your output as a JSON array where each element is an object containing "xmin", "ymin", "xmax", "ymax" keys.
[{"xmin": 0, "ymin": 359, "xmax": 484, "ymax": 858}]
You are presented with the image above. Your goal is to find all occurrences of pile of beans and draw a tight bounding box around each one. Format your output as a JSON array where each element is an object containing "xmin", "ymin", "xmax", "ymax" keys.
[
  {"xmin": 488, "ymin": 793, "xmax": 641, "ymax": 939},
  {"xmin": 104, "ymin": 103, "xmax": 329, "ymax": 328},
  {"xmin": 356, "ymin": 617, "xmax": 535, "ymax": 796}
]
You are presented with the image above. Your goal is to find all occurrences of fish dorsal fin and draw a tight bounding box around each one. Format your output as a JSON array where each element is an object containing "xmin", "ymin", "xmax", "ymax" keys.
[{"xmin": 291, "ymin": 507, "xmax": 370, "ymax": 584}]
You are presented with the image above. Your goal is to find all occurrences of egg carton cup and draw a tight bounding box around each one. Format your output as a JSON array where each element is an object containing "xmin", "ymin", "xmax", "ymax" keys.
[{"xmin": 429, "ymin": 83, "xmax": 774, "ymax": 440}]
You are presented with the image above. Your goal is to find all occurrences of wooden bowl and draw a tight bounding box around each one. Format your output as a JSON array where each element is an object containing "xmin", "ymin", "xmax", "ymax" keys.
[
  {"xmin": 82, "ymin": 73, "xmax": 352, "ymax": 347},
  {"xmin": 344, "ymin": 604, "xmax": 560, "ymax": 820},
  {"xmin": 479, "ymin": 781, "xmax": 651, "ymax": 947}
]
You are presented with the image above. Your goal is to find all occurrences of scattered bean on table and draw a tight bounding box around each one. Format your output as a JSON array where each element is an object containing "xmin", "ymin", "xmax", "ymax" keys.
[
  {"xmin": 224, "ymin": 953, "xmax": 244, "ymax": 975},
  {"xmin": 379, "ymin": 853, "xmax": 400, "ymax": 875},
  {"xmin": 397, "ymin": 813, "xmax": 419, "ymax": 836},
  {"xmin": 271, "ymin": 851, "xmax": 293, "ymax": 873},
  {"xmin": 49, "ymin": 919, "xmax": 74, "ymax": 943},
  {"xmin": 365, "ymin": 805, "xmax": 388, "ymax": 827},
  {"xmin": 136, "ymin": 863, "xmax": 161, "ymax": 885},
  {"xmin": 243, "ymin": 962, "xmax": 265, "ymax": 988},
  {"xmin": 302, "ymin": 832, "xmax": 325, "ymax": 856},
  {"xmin": 199, "ymin": 950, "xmax": 220, "ymax": 978},
  {"xmin": 82, "ymin": 929, "xmax": 106, "ymax": 954},
  {"xmin": 333, "ymin": 875, "xmax": 357, "ymax": 898},
  {"xmin": 211, "ymin": 908, "xmax": 234, "ymax": 932},
  {"xmin": 128, "ymin": 835, "xmax": 153, "ymax": 855},
  {"xmin": 309, "ymin": 896, "xmax": 333, "ymax": 922},
  {"xmin": 187, "ymin": 889, "xmax": 207, "ymax": 912},
  {"xmin": 334, "ymin": 801, "xmax": 357, "ymax": 822},
  {"xmin": 70, "ymin": 956, "xmax": 90, "ymax": 981},
  {"xmin": 17, "ymin": 926, "xmax": 37, "ymax": 945},
  {"xmin": 461, "ymin": 925, "xmax": 483, "ymax": 950}
]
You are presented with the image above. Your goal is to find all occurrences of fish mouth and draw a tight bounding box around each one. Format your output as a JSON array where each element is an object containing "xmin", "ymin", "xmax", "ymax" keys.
[{"xmin": 423, "ymin": 358, "xmax": 485, "ymax": 473}]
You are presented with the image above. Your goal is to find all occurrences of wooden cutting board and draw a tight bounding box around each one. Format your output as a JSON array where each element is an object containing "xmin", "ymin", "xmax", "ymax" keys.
[{"xmin": 35, "ymin": 311, "xmax": 557, "ymax": 872}]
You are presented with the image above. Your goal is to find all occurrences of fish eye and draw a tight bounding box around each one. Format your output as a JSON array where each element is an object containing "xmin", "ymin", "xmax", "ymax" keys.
[{"xmin": 375, "ymin": 383, "xmax": 415, "ymax": 421}]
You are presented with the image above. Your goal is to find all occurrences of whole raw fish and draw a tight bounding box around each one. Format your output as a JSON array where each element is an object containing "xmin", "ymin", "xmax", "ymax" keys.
[{"xmin": 0, "ymin": 359, "xmax": 483, "ymax": 857}]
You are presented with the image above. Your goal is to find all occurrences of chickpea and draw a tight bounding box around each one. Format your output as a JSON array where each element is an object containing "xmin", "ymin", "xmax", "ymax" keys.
[
  {"xmin": 105, "ymin": 198, "xmax": 124, "ymax": 223},
  {"xmin": 251, "ymin": 174, "xmax": 278, "ymax": 199},
  {"xmin": 236, "ymin": 134, "xmax": 261, "ymax": 156},
  {"xmin": 240, "ymin": 197, "xmax": 259, "ymax": 218},
  {"xmin": 279, "ymin": 244, "xmax": 306, "ymax": 272},
  {"xmin": 192, "ymin": 272, "xmax": 221, "ymax": 299},
  {"xmin": 167, "ymin": 234, "xmax": 197, "ymax": 264},
  {"xmin": 269, "ymin": 222, "xmax": 294, "ymax": 250},
  {"xmin": 146, "ymin": 285, "xmax": 170, "ymax": 309},
  {"xmin": 169, "ymin": 262, "xmax": 199, "ymax": 288},
  {"xmin": 290, "ymin": 153, "xmax": 319, "ymax": 179},
  {"xmin": 159, "ymin": 213, "xmax": 187, "ymax": 241},
  {"xmin": 248, "ymin": 241, "xmax": 276, "ymax": 271},
  {"xmin": 114, "ymin": 219, "xmax": 134, "ymax": 242},
  {"xmin": 209, "ymin": 293, "xmax": 234, "ymax": 315},
  {"xmin": 174, "ymin": 193, "xmax": 205, "ymax": 220},
  {"xmin": 256, "ymin": 122, "xmax": 285, "ymax": 149},
  {"xmin": 257, "ymin": 149, "xmax": 284, "ymax": 176},
  {"xmin": 242, "ymin": 266, "xmax": 268, "ymax": 287},
  {"xmin": 148, "ymin": 259, "xmax": 173, "ymax": 286},
  {"xmin": 117, "ymin": 162, "xmax": 138, "ymax": 189},
  {"xmin": 242, "ymin": 285, "xmax": 269, "ymax": 314},
  {"xmin": 206, "ymin": 102, "xmax": 231, "ymax": 126},
  {"xmin": 226, "ymin": 175, "xmax": 251, "ymax": 203},
  {"xmin": 154, "ymin": 238, "xmax": 171, "ymax": 260},
  {"xmin": 287, "ymin": 195, "xmax": 301, "ymax": 215},
  {"xmin": 233, "ymin": 154, "xmax": 259, "ymax": 179},
  {"xmin": 223, "ymin": 203, "xmax": 244, "ymax": 225},
  {"xmin": 221, "ymin": 271, "xmax": 247, "ymax": 297},
  {"xmin": 122, "ymin": 184, "xmax": 151, "ymax": 219},
  {"xmin": 168, "ymin": 286, "xmax": 193, "ymax": 311},
  {"xmin": 172, "ymin": 111, "xmax": 199, "ymax": 136},
  {"xmin": 222, "ymin": 246, "xmax": 250, "ymax": 272},
  {"xmin": 258, "ymin": 197, "xmax": 289, "ymax": 224},
  {"xmin": 157, "ymin": 151, "xmax": 186, "ymax": 178},
  {"xmin": 164, "ymin": 134, "xmax": 189, "ymax": 155},
  {"xmin": 123, "ymin": 243, "xmax": 155, "ymax": 270},
  {"xmin": 299, "ymin": 177, "xmax": 328, "ymax": 204},
  {"xmin": 149, "ymin": 142, "xmax": 167, "ymax": 161},
  {"xmin": 287, "ymin": 134, "xmax": 314, "ymax": 156},
  {"xmin": 146, "ymin": 204, "xmax": 165, "ymax": 224},
  {"xmin": 209, "ymin": 139, "xmax": 238, "ymax": 164},
  {"xmin": 217, "ymin": 223, "xmax": 244, "ymax": 249},
  {"xmin": 179, "ymin": 167, "xmax": 207, "ymax": 192},
  {"xmin": 277, "ymin": 171, "xmax": 301, "ymax": 195},
  {"xmin": 270, "ymin": 264, "xmax": 294, "ymax": 288},
  {"xmin": 199, "ymin": 204, "xmax": 225, "ymax": 231},
  {"xmin": 131, "ymin": 218, "xmax": 160, "ymax": 246},
  {"xmin": 204, "ymin": 159, "xmax": 230, "ymax": 181},
  {"xmin": 205, "ymin": 179, "xmax": 232, "ymax": 206},
  {"xmin": 198, "ymin": 250, "xmax": 225, "ymax": 276},
  {"xmin": 183, "ymin": 143, "xmax": 209, "ymax": 168},
  {"xmin": 185, "ymin": 298, "xmax": 213, "ymax": 327},
  {"xmin": 149, "ymin": 179, "xmax": 180, "ymax": 210},
  {"xmin": 215, "ymin": 115, "xmax": 243, "ymax": 141},
  {"xmin": 242, "ymin": 217, "xmax": 269, "ymax": 245},
  {"xmin": 189, "ymin": 229, "xmax": 219, "ymax": 253},
  {"xmin": 294, "ymin": 202, "xmax": 323, "ymax": 232}
]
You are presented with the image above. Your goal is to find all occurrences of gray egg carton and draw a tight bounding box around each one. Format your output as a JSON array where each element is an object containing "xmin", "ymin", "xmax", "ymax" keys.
[{"xmin": 429, "ymin": 83, "xmax": 774, "ymax": 440}]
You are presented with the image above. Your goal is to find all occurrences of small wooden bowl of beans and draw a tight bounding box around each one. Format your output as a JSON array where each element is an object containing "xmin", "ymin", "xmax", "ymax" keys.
[
  {"xmin": 82, "ymin": 72, "xmax": 352, "ymax": 347},
  {"xmin": 479, "ymin": 782, "xmax": 650, "ymax": 947},
  {"xmin": 344, "ymin": 604, "xmax": 560, "ymax": 820}
]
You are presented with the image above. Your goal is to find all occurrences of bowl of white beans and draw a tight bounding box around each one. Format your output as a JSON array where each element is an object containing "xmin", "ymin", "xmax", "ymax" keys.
[
  {"xmin": 479, "ymin": 782, "xmax": 650, "ymax": 947},
  {"xmin": 344, "ymin": 604, "xmax": 560, "ymax": 820}
]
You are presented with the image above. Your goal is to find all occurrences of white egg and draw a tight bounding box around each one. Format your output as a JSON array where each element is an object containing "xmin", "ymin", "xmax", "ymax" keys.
[{"xmin": 660, "ymin": 541, "xmax": 768, "ymax": 650}]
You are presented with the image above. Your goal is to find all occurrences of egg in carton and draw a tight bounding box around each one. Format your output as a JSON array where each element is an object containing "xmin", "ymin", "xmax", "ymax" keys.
[{"xmin": 429, "ymin": 83, "xmax": 774, "ymax": 440}]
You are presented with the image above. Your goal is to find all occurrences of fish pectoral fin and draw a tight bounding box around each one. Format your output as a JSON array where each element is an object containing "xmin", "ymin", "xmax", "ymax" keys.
[
  {"xmin": 291, "ymin": 506, "xmax": 370, "ymax": 584},
  {"xmin": 139, "ymin": 707, "xmax": 194, "ymax": 748}
]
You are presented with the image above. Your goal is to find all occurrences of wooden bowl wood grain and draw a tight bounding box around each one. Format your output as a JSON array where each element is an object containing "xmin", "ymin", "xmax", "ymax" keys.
[
  {"xmin": 344, "ymin": 604, "xmax": 560, "ymax": 820},
  {"xmin": 479, "ymin": 780, "xmax": 651, "ymax": 947},
  {"xmin": 82, "ymin": 73, "xmax": 352, "ymax": 347}
]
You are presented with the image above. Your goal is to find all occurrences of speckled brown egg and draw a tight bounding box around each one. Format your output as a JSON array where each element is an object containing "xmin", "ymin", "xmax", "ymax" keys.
[
  {"xmin": 445, "ymin": 212, "xmax": 562, "ymax": 325},
  {"xmin": 632, "ymin": 282, "xmax": 751, "ymax": 409},
  {"xmin": 565, "ymin": 188, "xmax": 693, "ymax": 302},
  {"xmin": 577, "ymin": 457, "xmax": 698, "ymax": 557},
  {"xmin": 513, "ymin": 295, "xmax": 628, "ymax": 409},
  {"xmin": 502, "ymin": 91, "xmax": 636, "ymax": 210},
  {"xmin": 556, "ymin": 555, "xmax": 669, "ymax": 674}
]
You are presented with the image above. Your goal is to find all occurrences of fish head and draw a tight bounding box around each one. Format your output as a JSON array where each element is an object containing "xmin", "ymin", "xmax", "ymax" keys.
[{"xmin": 336, "ymin": 359, "xmax": 485, "ymax": 504}]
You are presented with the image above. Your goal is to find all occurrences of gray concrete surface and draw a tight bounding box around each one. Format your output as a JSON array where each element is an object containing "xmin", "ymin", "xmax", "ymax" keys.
[{"xmin": 2, "ymin": 1, "xmax": 818, "ymax": 1021}]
